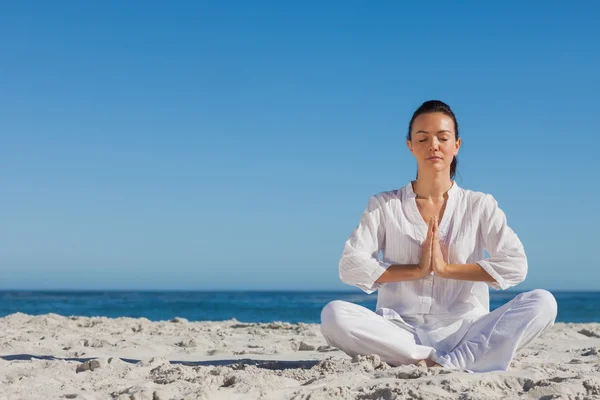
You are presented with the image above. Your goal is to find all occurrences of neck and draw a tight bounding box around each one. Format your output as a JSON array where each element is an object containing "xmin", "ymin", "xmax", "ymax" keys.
[{"xmin": 412, "ymin": 171, "xmax": 453, "ymax": 201}]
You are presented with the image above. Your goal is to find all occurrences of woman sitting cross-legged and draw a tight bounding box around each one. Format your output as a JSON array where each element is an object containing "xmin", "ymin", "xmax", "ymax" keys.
[{"xmin": 320, "ymin": 100, "xmax": 557, "ymax": 373}]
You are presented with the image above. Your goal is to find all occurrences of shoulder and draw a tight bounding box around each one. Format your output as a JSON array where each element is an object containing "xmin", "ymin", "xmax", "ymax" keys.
[
  {"xmin": 460, "ymin": 187, "xmax": 491, "ymax": 203},
  {"xmin": 458, "ymin": 186, "xmax": 501, "ymax": 216},
  {"xmin": 368, "ymin": 186, "xmax": 406, "ymax": 206},
  {"xmin": 372, "ymin": 188, "xmax": 402, "ymax": 202},
  {"xmin": 359, "ymin": 187, "xmax": 404, "ymax": 215}
]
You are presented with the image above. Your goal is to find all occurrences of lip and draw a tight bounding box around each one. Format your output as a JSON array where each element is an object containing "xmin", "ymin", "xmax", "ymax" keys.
[{"xmin": 427, "ymin": 156, "xmax": 442, "ymax": 160}]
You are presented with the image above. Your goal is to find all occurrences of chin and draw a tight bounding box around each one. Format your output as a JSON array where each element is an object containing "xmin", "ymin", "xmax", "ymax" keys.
[{"xmin": 424, "ymin": 164, "xmax": 449, "ymax": 173}]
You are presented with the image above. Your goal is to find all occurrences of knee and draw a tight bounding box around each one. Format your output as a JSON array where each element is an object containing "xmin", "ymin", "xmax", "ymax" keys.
[
  {"xmin": 526, "ymin": 289, "xmax": 558, "ymax": 322},
  {"xmin": 320, "ymin": 300, "xmax": 350, "ymax": 334}
]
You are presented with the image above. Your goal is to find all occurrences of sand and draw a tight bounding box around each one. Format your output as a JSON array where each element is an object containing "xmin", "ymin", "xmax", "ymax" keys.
[{"xmin": 0, "ymin": 312, "xmax": 599, "ymax": 399}]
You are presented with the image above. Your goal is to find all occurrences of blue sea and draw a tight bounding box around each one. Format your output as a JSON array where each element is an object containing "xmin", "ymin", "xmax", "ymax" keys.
[{"xmin": 0, "ymin": 291, "xmax": 598, "ymax": 323}]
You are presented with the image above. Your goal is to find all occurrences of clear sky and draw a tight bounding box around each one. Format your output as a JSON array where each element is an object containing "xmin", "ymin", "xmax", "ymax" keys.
[{"xmin": 1, "ymin": 1, "xmax": 598, "ymax": 291}]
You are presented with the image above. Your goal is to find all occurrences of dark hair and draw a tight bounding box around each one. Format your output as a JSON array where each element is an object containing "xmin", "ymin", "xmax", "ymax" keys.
[{"xmin": 406, "ymin": 100, "xmax": 459, "ymax": 179}]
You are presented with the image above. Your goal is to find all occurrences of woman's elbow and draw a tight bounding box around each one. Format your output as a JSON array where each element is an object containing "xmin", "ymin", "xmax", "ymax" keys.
[
  {"xmin": 512, "ymin": 255, "xmax": 528, "ymax": 284},
  {"xmin": 338, "ymin": 257, "xmax": 355, "ymax": 285}
]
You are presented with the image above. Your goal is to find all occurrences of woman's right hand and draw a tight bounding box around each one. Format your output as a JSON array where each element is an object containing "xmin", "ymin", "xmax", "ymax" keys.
[{"xmin": 417, "ymin": 217, "xmax": 434, "ymax": 278}]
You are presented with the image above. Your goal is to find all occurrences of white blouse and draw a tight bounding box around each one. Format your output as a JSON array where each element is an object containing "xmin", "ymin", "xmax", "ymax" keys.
[{"xmin": 338, "ymin": 180, "xmax": 528, "ymax": 352}]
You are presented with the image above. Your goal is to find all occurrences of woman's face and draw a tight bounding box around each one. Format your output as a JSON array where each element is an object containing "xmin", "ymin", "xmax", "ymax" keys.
[{"xmin": 406, "ymin": 112, "xmax": 461, "ymax": 175}]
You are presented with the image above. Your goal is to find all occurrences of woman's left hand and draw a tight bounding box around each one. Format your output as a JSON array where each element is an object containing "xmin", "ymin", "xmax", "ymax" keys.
[{"xmin": 431, "ymin": 216, "xmax": 448, "ymax": 277}]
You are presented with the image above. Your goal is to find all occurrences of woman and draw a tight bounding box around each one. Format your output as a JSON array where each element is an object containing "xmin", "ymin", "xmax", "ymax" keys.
[{"xmin": 320, "ymin": 100, "xmax": 557, "ymax": 373}]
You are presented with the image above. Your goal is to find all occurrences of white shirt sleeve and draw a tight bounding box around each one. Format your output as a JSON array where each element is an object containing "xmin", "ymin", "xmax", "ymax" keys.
[
  {"xmin": 476, "ymin": 194, "xmax": 528, "ymax": 290},
  {"xmin": 339, "ymin": 195, "xmax": 392, "ymax": 294}
]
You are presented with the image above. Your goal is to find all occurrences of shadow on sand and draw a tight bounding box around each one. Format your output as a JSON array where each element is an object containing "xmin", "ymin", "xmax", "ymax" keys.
[{"xmin": 0, "ymin": 354, "xmax": 321, "ymax": 370}]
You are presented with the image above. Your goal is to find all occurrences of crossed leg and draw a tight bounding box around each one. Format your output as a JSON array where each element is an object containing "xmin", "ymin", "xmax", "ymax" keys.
[
  {"xmin": 435, "ymin": 289, "xmax": 557, "ymax": 372},
  {"xmin": 320, "ymin": 289, "xmax": 557, "ymax": 372},
  {"xmin": 320, "ymin": 300, "xmax": 438, "ymax": 367}
]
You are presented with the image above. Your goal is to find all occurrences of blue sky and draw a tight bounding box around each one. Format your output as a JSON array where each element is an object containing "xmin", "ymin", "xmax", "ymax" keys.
[{"xmin": 1, "ymin": 1, "xmax": 598, "ymax": 291}]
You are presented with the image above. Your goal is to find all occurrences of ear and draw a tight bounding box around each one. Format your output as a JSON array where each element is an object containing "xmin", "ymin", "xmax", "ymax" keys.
[
  {"xmin": 454, "ymin": 137, "xmax": 461, "ymax": 156},
  {"xmin": 406, "ymin": 139, "xmax": 413, "ymax": 153}
]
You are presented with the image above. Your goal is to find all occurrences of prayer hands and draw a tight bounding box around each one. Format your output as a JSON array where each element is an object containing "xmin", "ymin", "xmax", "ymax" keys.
[
  {"xmin": 431, "ymin": 216, "xmax": 448, "ymax": 277},
  {"xmin": 418, "ymin": 216, "xmax": 448, "ymax": 278},
  {"xmin": 417, "ymin": 218, "xmax": 434, "ymax": 278}
]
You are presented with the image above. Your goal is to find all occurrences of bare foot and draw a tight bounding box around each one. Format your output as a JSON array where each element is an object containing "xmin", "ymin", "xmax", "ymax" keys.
[{"xmin": 415, "ymin": 359, "xmax": 442, "ymax": 368}]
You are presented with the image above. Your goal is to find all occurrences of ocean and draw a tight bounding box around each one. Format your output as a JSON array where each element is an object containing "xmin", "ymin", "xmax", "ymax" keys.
[{"xmin": 0, "ymin": 290, "xmax": 598, "ymax": 323}]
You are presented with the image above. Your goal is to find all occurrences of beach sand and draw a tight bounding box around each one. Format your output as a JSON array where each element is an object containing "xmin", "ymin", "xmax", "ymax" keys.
[{"xmin": 0, "ymin": 312, "xmax": 599, "ymax": 399}]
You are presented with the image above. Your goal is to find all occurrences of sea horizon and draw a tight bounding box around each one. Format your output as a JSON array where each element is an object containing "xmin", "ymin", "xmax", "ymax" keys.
[
  {"xmin": 1, "ymin": 288, "xmax": 597, "ymax": 293},
  {"xmin": 1, "ymin": 289, "xmax": 598, "ymax": 324}
]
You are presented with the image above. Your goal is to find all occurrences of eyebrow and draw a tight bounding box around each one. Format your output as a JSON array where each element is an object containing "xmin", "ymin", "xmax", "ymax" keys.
[{"xmin": 415, "ymin": 130, "xmax": 452, "ymax": 134}]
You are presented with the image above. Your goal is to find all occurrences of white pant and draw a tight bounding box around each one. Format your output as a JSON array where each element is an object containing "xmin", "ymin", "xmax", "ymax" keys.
[{"xmin": 320, "ymin": 289, "xmax": 557, "ymax": 373}]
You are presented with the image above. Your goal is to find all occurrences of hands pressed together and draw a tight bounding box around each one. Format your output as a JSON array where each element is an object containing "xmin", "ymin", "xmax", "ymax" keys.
[{"xmin": 417, "ymin": 216, "xmax": 448, "ymax": 278}]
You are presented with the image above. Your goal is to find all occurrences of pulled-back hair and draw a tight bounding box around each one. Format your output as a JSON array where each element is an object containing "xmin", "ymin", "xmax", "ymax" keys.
[{"xmin": 407, "ymin": 100, "xmax": 459, "ymax": 179}]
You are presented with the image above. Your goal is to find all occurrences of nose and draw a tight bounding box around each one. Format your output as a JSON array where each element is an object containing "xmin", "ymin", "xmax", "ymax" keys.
[{"xmin": 429, "ymin": 137, "xmax": 439, "ymax": 151}]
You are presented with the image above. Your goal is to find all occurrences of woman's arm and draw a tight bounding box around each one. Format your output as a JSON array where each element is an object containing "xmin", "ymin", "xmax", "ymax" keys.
[
  {"xmin": 375, "ymin": 264, "xmax": 426, "ymax": 283},
  {"xmin": 471, "ymin": 194, "xmax": 528, "ymax": 289},
  {"xmin": 437, "ymin": 263, "xmax": 495, "ymax": 282},
  {"xmin": 433, "ymin": 195, "xmax": 527, "ymax": 288},
  {"xmin": 377, "ymin": 216, "xmax": 436, "ymax": 283},
  {"xmin": 431, "ymin": 215, "xmax": 497, "ymax": 282},
  {"xmin": 338, "ymin": 194, "xmax": 392, "ymax": 294}
]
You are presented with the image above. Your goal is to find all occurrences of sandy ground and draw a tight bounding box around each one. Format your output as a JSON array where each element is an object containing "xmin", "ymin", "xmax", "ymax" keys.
[{"xmin": 0, "ymin": 312, "xmax": 599, "ymax": 399}]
